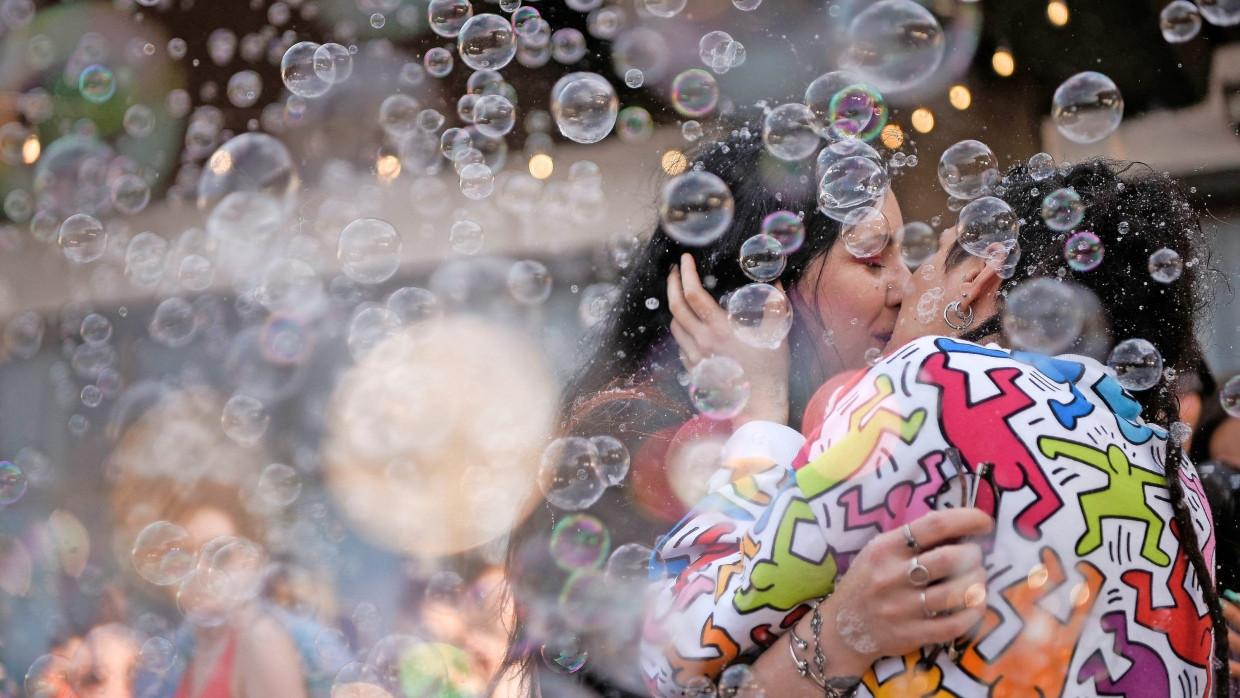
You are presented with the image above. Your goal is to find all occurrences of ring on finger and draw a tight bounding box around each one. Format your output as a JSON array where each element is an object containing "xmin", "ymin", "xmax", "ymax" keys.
[
  {"xmin": 903, "ymin": 523, "xmax": 921, "ymax": 553},
  {"xmin": 921, "ymin": 591, "xmax": 935, "ymax": 619},
  {"xmin": 908, "ymin": 556, "xmax": 931, "ymax": 586}
]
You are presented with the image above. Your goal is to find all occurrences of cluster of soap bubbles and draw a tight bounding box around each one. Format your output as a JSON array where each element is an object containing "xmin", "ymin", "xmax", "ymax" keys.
[
  {"xmin": 538, "ymin": 435, "xmax": 631, "ymax": 511},
  {"xmin": 699, "ymin": 30, "xmax": 747, "ymax": 74}
]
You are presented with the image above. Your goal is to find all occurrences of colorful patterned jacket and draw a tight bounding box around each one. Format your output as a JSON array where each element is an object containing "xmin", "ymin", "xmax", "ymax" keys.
[{"xmin": 642, "ymin": 336, "xmax": 1216, "ymax": 697}]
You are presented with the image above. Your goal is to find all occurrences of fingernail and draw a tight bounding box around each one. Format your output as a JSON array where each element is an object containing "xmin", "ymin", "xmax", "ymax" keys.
[{"xmin": 1224, "ymin": 589, "xmax": 1240, "ymax": 604}]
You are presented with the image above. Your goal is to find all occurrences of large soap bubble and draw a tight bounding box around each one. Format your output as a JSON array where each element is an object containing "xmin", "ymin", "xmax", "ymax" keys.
[
  {"xmin": 762, "ymin": 103, "xmax": 819, "ymax": 161},
  {"xmin": 817, "ymin": 155, "xmax": 889, "ymax": 222},
  {"xmin": 338, "ymin": 218, "xmax": 403, "ymax": 284},
  {"xmin": 1052, "ymin": 72, "xmax": 1124, "ymax": 144},
  {"xmin": 937, "ymin": 140, "xmax": 998, "ymax": 200},
  {"xmin": 1195, "ymin": 0, "xmax": 1240, "ymax": 26},
  {"xmin": 804, "ymin": 70, "xmax": 862, "ymax": 132},
  {"xmin": 458, "ymin": 14, "xmax": 517, "ymax": 71},
  {"xmin": 1107, "ymin": 338, "xmax": 1163, "ymax": 391},
  {"xmin": 659, "ymin": 171, "xmax": 735, "ymax": 246},
  {"xmin": 1002, "ymin": 278, "xmax": 1086, "ymax": 355},
  {"xmin": 957, "ymin": 196, "xmax": 1020, "ymax": 258},
  {"xmin": 1160, "ymin": 1, "xmax": 1203, "ymax": 42},
  {"xmin": 428, "ymin": 0, "xmax": 474, "ymax": 37},
  {"xmin": 727, "ymin": 283, "xmax": 793, "ymax": 349},
  {"xmin": 688, "ymin": 356, "xmax": 750, "ymax": 420},
  {"xmin": 197, "ymin": 133, "xmax": 298, "ymax": 212},
  {"xmin": 281, "ymin": 42, "xmax": 331, "ymax": 98},
  {"xmin": 839, "ymin": 0, "xmax": 945, "ymax": 92},
  {"xmin": 552, "ymin": 73, "xmax": 619, "ymax": 144}
]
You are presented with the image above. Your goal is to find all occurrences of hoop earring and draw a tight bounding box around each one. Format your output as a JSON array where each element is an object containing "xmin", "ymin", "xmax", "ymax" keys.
[{"xmin": 943, "ymin": 301, "xmax": 974, "ymax": 331}]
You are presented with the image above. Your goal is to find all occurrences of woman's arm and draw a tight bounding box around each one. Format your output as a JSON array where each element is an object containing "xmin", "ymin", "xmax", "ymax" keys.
[{"xmin": 235, "ymin": 613, "xmax": 308, "ymax": 698}]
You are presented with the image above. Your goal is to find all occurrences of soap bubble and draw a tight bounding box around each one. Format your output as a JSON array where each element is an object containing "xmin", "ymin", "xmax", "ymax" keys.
[
  {"xmin": 957, "ymin": 196, "xmax": 1019, "ymax": 258},
  {"xmin": 541, "ymin": 631, "xmax": 588, "ymax": 674},
  {"xmin": 79, "ymin": 65, "xmax": 116, "ymax": 103},
  {"xmin": 671, "ymin": 69, "xmax": 719, "ymax": 117},
  {"xmin": 474, "ymin": 94, "xmax": 516, "ymax": 137},
  {"xmin": 458, "ymin": 14, "xmax": 517, "ymax": 71},
  {"xmin": 1195, "ymin": 0, "xmax": 1240, "ymax": 26},
  {"xmin": 149, "ymin": 297, "xmax": 198, "ymax": 347},
  {"xmin": 1108, "ymin": 338, "xmax": 1163, "ymax": 391},
  {"xmin": 1002, "ymin": 278, "xmax": 1085, "ymax": 355},
  {"xmin": 112, "ymin": 175, "xmax": 151, "ymax": 215},
  {"xmin": 550, "ymin": 514, "xmax": 610, "ymax": 571},
  {"xmin": 538, "ymin": 436, "xmax": 606, "ymax": 511},
  {"xmin": 132, "ymin": 522, "xmax": 195, "ymax": 585},
  {"xmin": 739, "ymin": 234, "xmax": 786, "ymax": 282},
  {"xmin": 387, "ymin": 286, "xmax": 442, "ymax": 327},
  {"xmin": 346, "ymin": 306, "xmax": 403, "ymax": 362},
  {"xmin": 197, "ymin": 133, "xmax": 297, "ymax": 212},
  {"xmin": 313, "ymin": 42, "xmax": 353, "ymax": 83},
  {"xmin": 552, "ymin": 28, "xmax": 588, "ymax": 64},
  {"xmin": 450, "ymin": 219, "xmax": 484, "ymax": 255},
  {"xmin": 699, "ymin": 30, "xmax": 738, "ymax": 73},
  {"xmin": 589, "ymin": 435, "xmax": 629, "ymax": 486},
  {"xmin": 825, "ymin": 84, "xmax": 888, "ymax": 141},
  {"xmin": 659, "ymin": 171, "xmax": 735, "ymax": 246},
  {"xmin": 1221, "ymin": 376, "xmax": 1240, "ymax": 417},
  {"xmin": 221, "ymin": 394, "xmax": 269, "ymax": 445},
  {"xmin": 625, "ymin": 68, "xmax": 644, "ymax": 88},
  {"xmin": 579, "ymin": 283, "xmax": 620, "ymax": 328},
  {"xmin": 338, "ymin": 218, "xmax": 402, "ymax": 284},
  {"xmin": 1028, "ymin": 152, "xmax": 1057, "ymax": 181},
  {"xmin": 1042, "ymin": 188, "xmax": 1084, "ymax": 231},
  {"xmin": 689, "ymin": 356, "xmax": 750, "ymax": 420},
  {"xmin": 259, "ymin": 315, "xmax": 313, "ymax": 365},
  {"xmin": 1160, "ymin": 1, "xmax": 1203, "ymax": 41},
  {"xmin": 123, "ymin": 105, "xmax": 156, "ymax": 138},
  {"xmin": 282, "ymin": 42, "xmax": 331, "ymax": 98},
  {"xmin": 642, "ymin": 0, "xmax": 687, "ymax": 18},
  {"xmin": 429, "ymin": 0, "xmax": 474, "ymax": 37},
  {"xmin": 459, "ymin": 162, "xmax": 494, "ymax": 199},
  {"xmin": 718, "ymin": 664, "xmax": 763, "ymax": 698},
  {"xmin": 379, "ymin": 94, "xmax": 421, "ymax": 138},
  {"xmin": 817, "ymin": 156, "xmax": 889, "ymax": 222},
  {"xmin": 58, "ymin": 214, "xmax": 108, "ymax": 264},
  {"xmin": 1052, "ymin": 72, "xmax": 1124, "ymax": 144},
  {"xmin": 139, "ymin": 637, "xmax": 177, "ymax": 673},
  {"xmin": 226, "ymin": 70, "xmax": 262, "ymax": 108},
  {"xmin": 552, "ymin": 73, "xmax": 619, "ymax": 144},
  {"xmin": 605, "ymin": 542, "xmax": 656, "ymax": 584},
  {"xmin": 938, "ymin": 140, "xmax": 998, "ymax": 200},
  {"xmin": 80, "ymin": 314, "xmax": 113, "ymax": 346},
  {"xmin": 761, "ymin": 211, "xmax": 806, "ymax": 254},
  {"xmin": 815, "ymin": 137, "xmax": 882, "ymax": 182},
  {"xmin": 727, "ymin": 283, "xmax": 793, "ymax": 349},
  {"xmin": 26, "ymin": 654, "xmax": 71, "ymax": 698},
  {"xmin": 508, "ymin": 259, "xmax": 553, "ymax": 305},
  {"xmin": 1148, "ymin": 247, "xmax": 1183, "ymax": 283},
  {"xmin": 762, "ymin": 103, "xmax": 819, "ymax": 161},
  {"xmin": 425, "ymin": 47, "xmax": 454, "ymax": 77},
  {"xmin": 897, "ymin": 222, "xmax": 938, "ymax": 269},
  {"xmin": 1064, "ymin": 231, "xmax": 1104, "ymax": 272},
  {"xmin": 0, "ymin": 461, "xmax": 27, "ymax": 505},
  {"xmin": 4, "ymin": 312, "xmax": 45, "ymax": 360},
  {"xmin": 257, "ymin": 463, "xmax": 302, "ymax": 507},
  {"xmin": 840, "ymin": 0, "xmax": 945, "ymax": 92},
  {"xmin": 841, "ymin": 208, "xmax": 891, "ymax": 258}
]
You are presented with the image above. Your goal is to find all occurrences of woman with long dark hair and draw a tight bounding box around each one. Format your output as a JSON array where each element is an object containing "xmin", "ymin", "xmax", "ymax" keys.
[{"xmin": 645, "ymin": 158, "xmax": 1228, "ymax": 696}]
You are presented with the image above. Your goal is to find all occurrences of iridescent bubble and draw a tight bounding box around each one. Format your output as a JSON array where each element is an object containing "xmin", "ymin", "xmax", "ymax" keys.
[
  {"xmin": 450, "ymin": 219, "xmax": 484, "ymax": 255},
  {"xmin": 550, "ymin": 514, "xmax": 611, "ymax": 571},
  {"xmin": 123, "ymin": 105, "xmax": 156, "ymax": 138},
  {"xmin": 1028, "ymin": 152, "xmax": 1056, "ymax": 181},
  {"xmin": 424, "ymin": 47, "xmax": 454, "ymax": 77},
  {"xmin": 0, "ymin": 461, "xmax": 27, "ymax": 505},
  {"xmin": 226, "ymin": 70, "xmax": 262, "ymax": 108},
  {"xmin": 840, "ymin": 0, "xmax": 945, "ymax": 92},
  {"xmin": 132, "ymin": 521, "xmax": 195, "ymax": 585},
  {"xmin": 259, "ymin": 315, "xmax": 312, "ymax": 365},
  {"xmin": 1108, "ymin": 338, "xmax": 1163, "ymax": 391},
  {"xmin": 429, "ymin": 0, "xmax": 474, "ymax": 37},
  {"xmin": 313, "ymin": 42, "xmax": 353, "ymax": 83},
  {"xmin": 957, "ymin": 196, "xmax": 1019, "ymax": 258},
  {"xmin": 111, "ymin": 174, "xmax": 151, "ymax": 215},
  {"xmin": 58, "ymin": 214, "xmax": 107, "ymax": 264},
  {"xmin": 80, "ymin": 313, "xmax": 112, "ymax": 346},
  {"xmin": 659, "ymin": 171, "xmax": 734, "ymax": 246},
  {"xmin": 1221, "ymin": 375, "xmax": 1240, "ymax": 418},
  {"xmin": 538, "ymin": 436, "xmax": 606, "ymax": 510},
  {"xmin": 841, "ymin": 208, "xmax": 891, "ymax": 258},
  {"xmin": 689, "ymin": 356, "xmax": 750, "ymax": 419},
  {"xmin": 1161, "ymin": 1, "xmax": 1203, "ymax": 41},
  {"xmin": 1002, "ymin": 278, "xmax": 1085, "ymax": 355},
  {"xmin": 817, "ymin": 156, "xmax": 889, "ymax": 222},
  {"xmin": 617, "ymin": 105, "xmax": 654, "ymax": 143},
  {"xmin": 1148, "ymin": 247, "xmax": 1183, "ymax": 283},
  {"xmin": 552, "ymin": 27, "xmax": 588, "ymax": 64},
  {"xmin": 507, "ymin": 259, "xmax": 553, "ymax": 305},
  {"xmin": 739, "ymin": 234, "xmax": 785, "ymax": 282},
  {"xmin": 762, "ymin": 103, "xmax": 819, "ymax": 161},
  {"xmin": 938, "ymin": 140, "xmax": 998, "ymax": 200},
  {"xmin": 589, "ymin": 435, "xmax": 629, "ymax": 486},
  {"xmin": 78, "ymin": 65, "xmax": 115, "ymax": 103},
  {"xmin": 803, "ymin": 70, "xmax": 861, "ymax": 131},
  {"xmin": 1195, "ymin": 0, "xmax": 1240, "ymax": 26},
  {"xmin": 551, "ymin": 72, "xmax": 619, "ymax": 144},
  {"xmin": 257, "ymin": 463, "xmax": 302, "ymax": 507},
  {"xmin": 338, "ymin": 218, "xmax": 402, "ymax": 284},
  {"xmin": 898, "ymin": 222, "xmax": 938, "ymax": 269},
  {"xmin": 458, "ymin": 14, "xmax": 517, "ymax": 70},
  {"xmin": 347, "ymin": 306, "xmax": 402, "ymax": 362},
  {"xmin": 1042, "ymin": 188, "xmax": 1085, "ymax": 231},
  {"xmin": 1064, "ymin": 230, "xmax": 1104, "ymax": 271},
  {"xmin": 282, "ymin": 42, "xmax": 331, "ymax": 98},
  {"xmin": 139, "ymin": 637, "xmax": 177, "ymax": 673},
  {"xmin": 826, "ymin": 84, "xmax": 888, "ymax": 141},
  {"xmin": 1052, "ymin": 72, "xmax": 1124, "ymax": 144},
  {"xmin": 761, "ymin": 210, "xmax": 805, "ymax": 254},
  {"xmin": 474, "ymin": 94, "xmax": 516, "ymax": 137},
  {"xmin": 541, "ymin": 631, "xmax": 588, "ymax": 674},
  {"xmin": 671, "ymin": 69, "xmax": 719, "ymax": 118},
  {"xmin": 512, "ymin": 6, "xmax": 542, "ymax": 35},
  {"xmin": 625, "ymin": 68, "xmax": 644, "ymax": 88},
  {"xmin": 3, "ymin": 189, "xmax": 31, "ymax": 221},
  {"xmin": 221, "ymin": 394, "xmax": 269, "ymax": 445},
  {"xmin": 642, "ymin": 0, "xmax": 687, "ymax": 18}
]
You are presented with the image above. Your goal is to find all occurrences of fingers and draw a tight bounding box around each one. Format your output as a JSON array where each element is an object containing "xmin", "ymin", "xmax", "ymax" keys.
[
  {"xmin": 666, "ymin": 264, "xmax": 698, "ymax": 331},
  {"xmin": 670, "ymin": 319, "xmax": 700, "ymax": 370},
  {"xmin": 906, "ymin": 508, "xmax": 994, "ymax": 550},
  {"xmin": 1231, "ymin": 659, "xmax": 1240, "ymax": 679},
  {"xmin": 915, "ymin": 542, "xmax": 984, "ymax": 584},
  {"xmin": 679, "ymin": 254, "xmax": 725, "ymax": 324},
  {"xmin": 921, "ymin": 567, "xmax": 987, "ymax": 616},
  {"xmin": 919, "ymin": 601, "xmax": 987, "ymax": 647},
  {"xmin": 1228, "ymin": 625, "xmax": 1240, "ymax": 656}
]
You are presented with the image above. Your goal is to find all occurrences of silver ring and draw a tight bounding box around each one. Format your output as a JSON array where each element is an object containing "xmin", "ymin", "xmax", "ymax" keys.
[
  {"xmin": 903, "ymin": 523, "xmax": 921, "ymax": 553},
  {"xmin": 908, "ymin": 556, "xmax": 931, "ymax": 587},
  {"xmin": 921, "ymin": 591, "xmax": 934, "ymax": 618}
]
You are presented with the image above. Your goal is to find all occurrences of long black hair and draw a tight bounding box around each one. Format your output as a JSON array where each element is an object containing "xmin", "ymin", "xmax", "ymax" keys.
[{"xmin": 947, "ymin": 159, "xmax": 1228, "ymax": 694}]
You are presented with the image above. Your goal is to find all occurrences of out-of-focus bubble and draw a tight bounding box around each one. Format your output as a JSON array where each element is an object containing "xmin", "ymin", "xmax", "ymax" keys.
[
  {"xmin": 739, "ymin": 233, "xmax": 786, "ymax": 282},
  {"xmin": 1002, "ymin": 278, "xmax": 1085, "ymax": 355},
  {"xmin": 338, "ymin": 218, "xmax": 402, "ymax": 284},
  {"xmin": 0, "ymin": 461, "xmax": 28, "ymax": 505},
  {"xmin": 80, "ymin": 314, "xmax": 112, "ymax": 346},
  {"xmin": 762, "ymin": 103, "xmax": 819, "ymax": 161},
  {"xmin": 1028, "ymin": 152, "xmax": 1056, "ymax": 181},
  {"xmin": 1221, "ymin": 376, "xmax": 1240, "ymax": 417},
  {"xmin": 1149, "ymin": 247, "xmax": 1183, "ymax": 283},
  {"xmin": 552, "ymin": 72, "xmax": 619, "ymax": 144},
  {"xmin": 579, "ymin": 283, "xmax": 619, "ymax": 328},
  {"xmin": 198, "ymin": 133, "xmax": 297, "ymax": 212},
  {"xmin": 332, "ymin": 662, "xmax": 390, "ymax": 698},
  {"xmin": 132, "ymin": 522, "xmax": 194, "ymax": 586},
  {"xmin": 840, "ymin": 0, "xmax": 945, "ymax": 92},
  {"xmin": 539, "ymin": 436, "xmax": 606, "ymax": 510},
  {"xmin": 429, "ymin": 0, "xmax": 474, "ymax": 37},
  {"xmin": 179, "ymin": 255, "xmax": 215, "ymax": 291},
  {"xmin": 111, "ymin": 174, "xmax": 151, "ymax": 215},
  {"xmin": 1042, "ymin": 188, "xmax": 1084, "ymax": 231},
  {"xmin": 670, "ymin": 69, "xmax": 719, "ymax": 117},
  {"xmin": 1196, "ymin": 0, "xmax": 1240, "ymax": 26},
  {"xmin": 282, "ymin": 42, "xmax": 332, "ymax": 98},
  {"xmin": 938, "ymin": 140, "xmax": 998, "ymax": 200},
  {"xmin": 424, "ymin": 47, "xmax": 454, "ymax": 77},
  {"xmin": 139, "ymin": 636, "xmax": 177, "ymax": 673},
  {"xmin": 625, "ymin": 68, "xmax": 644, "ymax": 88},
  {"xmin": 58, "ymin": 214, "xmax": 107, "ymax": 264},
  {"xmin": 826, "ymin": 84, "xmax": 888, "ymax": 141},
  {"xmin": 552, "ymin": 27, "xmax": 588, "ymax": 64},
  {"xmin": 617, "ymin": 105, "xmax": 654, "ymax": 142},
  {"xmin": 718, "ymin": 663, "xmax": 763, "ymax": 698},
  {"xmin": 1052, "ymin": 72, "xmax": 1124, "ymax": 144},
  {"xmin": 379, "ymin": 94, "xmax": 421, "ymax": 138},
  {"xmin": 1170, "ymin": 421, "xmax": 1194, "ymax": 443},
  {"xmin": 3, "ymin": 190, "xmax": 31, "ymax": 222},
  {"xmin": 5, "ymin": 312, "xmax": 45, "ymax": 359},
  {"xmin": 841, "ymin": 208, "xmax": 890, "ymax": 258},
  {"xmin": 257, "ymin": 463, "xmax": 302, "ymax": 507},
  {"xmin": 643, "ymin": 0, "xmax": 687, "ymax": 17},
  {"xmin": 659, "ymin": 171, "xmax": 734, "ymax": 246},
  {"xmin": 727, "ymin": 283, "xmax": 793, "ymax": 350},
  {"xmin": 817, "ymin": 156, "xmax": 888, "ymax": 222},
  {"xmin": 227, "ymin": 70, "xmax": 263, "ymax": 108},
  {"xmin": 474, "ymin": 94, "xmax": 516, "ymax": 137},
  {"xmin": 177, "ymin": 567, "xmax": 231, "ymax": 627},
  {"xmin": 459, "ymin": 162, "xmax": 495, "ymax": 199},
  {"xmin": 550, "ymin": 514, "xmax": 610, "ymax": 571},
  {"xmin": 25, "ymin": 654, "xmax": 71, "ymax": 698},
  {"xmin": 689, "ymin": 355, "xmax": 750, "ymax": 420},
  {"xmin": 507, "ymin": 259, "xmax": 553, "ymax": 305},
  {"xmin": 458, "ymin": 14, "xmax": 517, "ymax": 70},
  {"xmin": 1108, "ymin": 338, "xmax": 1163, "ymax": 391},
  {"xmin": 347, "ymin": 307, "xmax": 403, "ymax": 362},
  {"xmin": 605, "ymin": 542, "xmax": 656, "ymax": 584},
  {"xmin": 386, "ymin": 287, "xmax": 442, "ymax": 327},
  {"xmin": 1161, "ymin": 1, "xmax": 1203, "ymax": 41},
  {"xmin": 204, "ymin": 536, "xmax": 266, "ymax": 603},
  {"xmin": 123, "ymin": 105, "xmax": 156, "ymax": 138},
  {"xmin": 589, "ymin": 434, "xmax": 629, "ymax": 486},
  {"xmin": 80, "ymin": 385, "xmax": 103, "ymax": 408},
  {"xmin": 541, "ymin": 631, "xmax": 588, "ymax": 673},
  {"xmin": 1064, "ymin": 231, "xmax": 1104, "ymax": 272},
  {"xmin": 258, "ymin": 314, "xmax": 312, "ymax": 366},
  {"xmin": 221, "ymin": 394, "xmax": 269, "ymax": 445},
  {"xmin": 733, "ymin": 0, "xmax": 762, "ymax": 8},
  {"xmin": 957, "ymin": 196, "xmax": 1019, "ymax": 258},
  {"xmin": 762, "ymin": 211, "xmax": 805, "ymax": 254},
  {"xmin": 314, "ymin": 43, "xmax": 353, "ymax": 83},
  {"xmin": 897, "ymin": 222, "xmax": 938, "ymax": 269},
  {"xmin": 78, "ymin": 65, "xmax": 116, "ymax": 103}
]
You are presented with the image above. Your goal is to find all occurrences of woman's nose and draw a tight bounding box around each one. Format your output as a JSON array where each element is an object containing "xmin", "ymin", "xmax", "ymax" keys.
[{"xmin": 887, "ymin": 264, "xmax": 911, "ymax": 305}]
